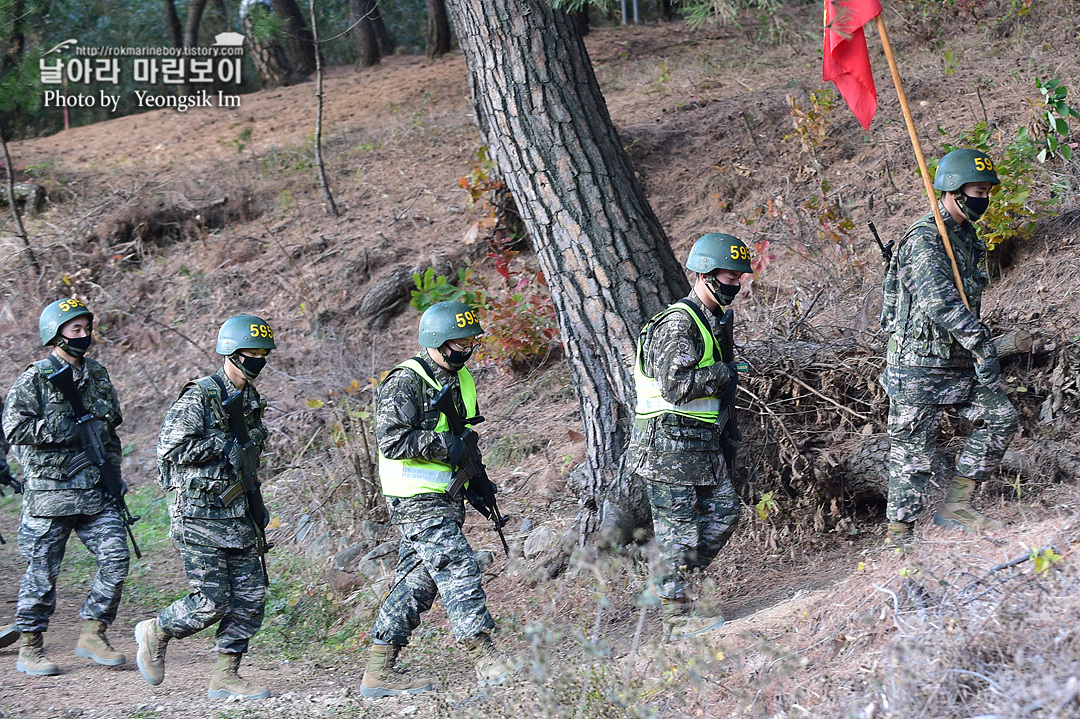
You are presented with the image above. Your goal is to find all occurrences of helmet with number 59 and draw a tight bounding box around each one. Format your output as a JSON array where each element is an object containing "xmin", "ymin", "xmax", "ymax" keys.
[
  {"xmin": 686, "ymin": 233, "xmax": 753, "ymax": 275},
  {"xmin": 217, "ymin": 315, "xmax": 276, "ymax": 355},
  {"xmin": 418, "ymin": 301, "xmax": 484, "ymax": 348},
  {"xmin": 933, "ymin": 149, "xmax": 1000, "ymax": 192}
]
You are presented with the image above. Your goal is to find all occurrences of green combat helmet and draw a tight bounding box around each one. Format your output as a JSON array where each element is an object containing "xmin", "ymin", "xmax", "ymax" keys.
[
  {"xmin": 419, "ymin": 301, "xmax": 483, "ymax": 348},
  {"xmin": 216, "ymin": 315, "xmax": 277, "ymax": 355},
  {"xmin": 685, "ymin": 233, "xmax": 753, "ymax": 275},
  {"xmin": 39, "ymin": 298, "xmax": 94, "ymax": 346},
  {"xmin": 933, "ymin": 149, "xmax": 1000, "ymax": 192}
]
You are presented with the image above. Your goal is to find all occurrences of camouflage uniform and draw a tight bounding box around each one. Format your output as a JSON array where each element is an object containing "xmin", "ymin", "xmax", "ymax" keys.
[
  {"xmin": 370, "ymin": 355, "xmax": 494, "ymax": 646},
  {"xmin": 154, "ymin": 368, "xmax": 268, "ymax": 654},
  {"xmin": 625, "ymin": 291, "xmax": 741, "ymax": 601},
  {"xmin": 2, "ymin": 354, "xmax": 129, "ymax": 633},
  {"xmin": 881, "ymin": 206, "xmax": 1018, "ymax": 522}
]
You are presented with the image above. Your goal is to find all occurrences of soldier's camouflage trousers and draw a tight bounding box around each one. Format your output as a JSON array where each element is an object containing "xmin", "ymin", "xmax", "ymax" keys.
[
  {"xmin": 887, "ymin": 382, "xmax": 1018, "ymax": 522},
  {"xmin": 16, "ymin": 507, "xmax": 130, "ymax": 632},
  {"xmin": 372, "ymin": 515, "xmax": 494, "ymax": 646},
  {"xmin": 158, "ymin": 543, "xmax": 265, "ymax": 654},
  {"xmin": 647, "ymin": 479, "xmax": 740, "ymax": 601}
]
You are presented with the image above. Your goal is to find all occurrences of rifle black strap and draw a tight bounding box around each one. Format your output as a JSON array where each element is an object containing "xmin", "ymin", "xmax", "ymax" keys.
[
  {"xmin": 209, "ymin": 372, "xmax": 229, "ymax": 398},
  {"xmin": 411, "ymin": 354, "xmax": 438, "ymax": 383},
  {"xmin": 45, "ymin": 353, "xmax": 64, "ymax": 373}
]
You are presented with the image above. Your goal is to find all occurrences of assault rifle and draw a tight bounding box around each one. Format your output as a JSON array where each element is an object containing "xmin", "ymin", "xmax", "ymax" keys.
[
  {"xmin": 867, "ymin": 220, "xmax": 895, "ymax": 265},
  {"xmin": 218, "ymin": 384, "xmax": 272, "ymax": 587},
  {"xmin": 431, "ymin": 386, "xmax": 510, "ymax": 556},
  {"xmin": 46, "ymin": 361, "xmax": 141, "ymax": 558},
  {"xmin": 716, "ymin": 308, "xmax": 746, "ymax": 479}
]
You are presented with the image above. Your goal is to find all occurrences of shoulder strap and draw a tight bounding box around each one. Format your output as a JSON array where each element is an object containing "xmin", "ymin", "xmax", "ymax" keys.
[
  {"xmin": 411, "ymin": 354, "xmax": 438, "ymax": 383},
  {"xmin": 31, "ymin": 354, "xmax": 62, "ymax": 377},
  {"xmin": 675, "ymin": 299, "xmax": 714, "ymax": 336}
]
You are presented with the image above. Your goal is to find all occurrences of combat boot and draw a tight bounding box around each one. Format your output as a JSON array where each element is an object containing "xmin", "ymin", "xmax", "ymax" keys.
[
  {"xmin": 360, "ymin": 643, "xmax": 433, "ymax": 698},
  {"xmin": 0, "ymin": 624, "xmax": 19, "ymax": 649},
  {"xmin": 662, "ymin": 597, "xmax": 725, "ymax": 639},
  {"xmin": 885, "ymin": 522, "xmax": 915, "ymax": 551},
  {"xmin": 134, "ymin": 618, "xmax": 170, "ymax": 685},
  {"xmin": 207, "ymin": 653, "xmax": 270, "ymax": 700},
  {"xmin": 464, "ymin": 633, "xmax": 517, "ymax": 687},
  {"xmin": 75, "ymin": 619, "xmax": 125, "ymax": 666},
  {"xmin": 933, "ymin": 476, "xmax": 1003, "ymax": 533},
  {"xmin": 16, "ymin": 632, "xmax": 60, "ymax": 676}
]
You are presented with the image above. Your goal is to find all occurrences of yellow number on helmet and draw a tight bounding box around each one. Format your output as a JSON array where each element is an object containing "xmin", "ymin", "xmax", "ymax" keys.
[
  {"xmin": 455, "ymin": 313, "xmax": 466, "ymax": 327},
  {"xmin": 250, "ymin": 323, "xmax": 259, "ymax": 337},
  {"xmin": 59, "ymin": 301, "xmax": 69, "ymax": 312},
  {"xmin": 730, "ymin": 247, "xmax": 739, "ymax": 259}
]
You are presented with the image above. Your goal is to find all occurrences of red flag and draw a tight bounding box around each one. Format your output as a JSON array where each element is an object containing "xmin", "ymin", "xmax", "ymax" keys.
[{"xmin": 823, "ymin": 0, "xmax": 882, "ymax": 130}]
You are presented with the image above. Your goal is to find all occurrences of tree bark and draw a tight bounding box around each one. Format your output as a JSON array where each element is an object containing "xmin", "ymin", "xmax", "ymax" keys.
[
  {"xmin": 426, "ymin": 0, "xmax": 452, "ymax": 59},
  {"xmin": 993, "ymin": 329, "xmax": 1034, "ymax": 358},
  {"xmin": 349, "ymin": 0, "xmax": 381, "ymax": 68},
  {"xmin": 371, "ymin": 2, "xmax": 396, "ymax": 56},
  {"xmin": 243, "ymin": 8, "xmax": 293, "ymax": 88},
  {"xmin": 163, "ymin": 0, "xmax": 184, "ymax": 48},
  {"xmin": 569, "ymin": 8, "xmax": 589, "ymax": 37},
  {"xmin": 183, "ymin": 0, "xmax": 209, "ymax": 50},
  {"xmin": 445, "ymin": 0, "xmax": 689, "ymax": 541},
  {"xmin": 271, "ymin": 0, "xmax": 317, "ymax": 76}
]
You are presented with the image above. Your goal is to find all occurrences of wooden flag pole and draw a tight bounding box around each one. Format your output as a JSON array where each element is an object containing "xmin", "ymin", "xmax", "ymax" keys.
[{"xmin": 873, "ymin": 15, "xmax": 971, "ymax": 311}]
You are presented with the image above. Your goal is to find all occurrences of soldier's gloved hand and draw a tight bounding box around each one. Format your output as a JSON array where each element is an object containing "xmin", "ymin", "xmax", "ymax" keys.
[
  {"xmin": 446, "ymin": 432, "xmax": 465, "ymax": 471},
  {"xmin": 713, "ymin": 361, "xmax": 735, "ymax": 387},
  {"xmin": 464, "ymin": 475, "xmax": 497, "ymax": 519},
  {"xmin": 50, "ymin": 414, "xmax": 83, "ymax": 444},
  {"xmin": 247, "ymin": 490, "xmax": 271, "ymax": 529},
  {"xmin": 975, "ymin": 355, "xmax": 1002, "ymax": 386},
  {"xmin": 223, "ymin": 438, "xmax": 245, "ymax": 471}
]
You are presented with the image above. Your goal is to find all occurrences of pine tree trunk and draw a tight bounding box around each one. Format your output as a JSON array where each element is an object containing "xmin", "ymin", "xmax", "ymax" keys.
[
  {"xmin": 349, "ymin": 0, "xmax": 381, "ymax": 68},
  {"xmin": 371, "ymin": 2, "xmax": 396, "ymax": 56},
  {"xmin": 163, "ymin": 0, "xmax": 183, "ymax": 48},
  {"xmin": 243, "ymin": 10, "xmax": 291, "ymax": 88},
  {"xmin": 271, "ymin": 0, "xmax": 317, "ymax": 76},
  {"xmin": 184, "ymin": 0, "xmax": 209, "ymax": 50},
  {"xmin": 445, "ymin": 0, "xmax": 689, "ymax": 540},
  {"xmin": 427, "ymin": 0, "xmax": 452, "ymax": 59}
]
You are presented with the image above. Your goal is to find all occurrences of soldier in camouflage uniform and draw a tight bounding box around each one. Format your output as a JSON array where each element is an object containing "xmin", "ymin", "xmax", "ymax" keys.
[
  {"xmin": 2, "ymin": 298, "xmax": 128, "ymax": 675},
  {"xmin": 361, "ymin": 301, "xmax": 514, "ymax": 698},
  {"xmin": 627, "ymin": 233, "xmax": 750, "ymax": 639},
  {"xmin": 135, "ymin": 315, "xmax": 276, "ymax": 700},
  {"xmin": 0, "ymin": 398, "xmax": 25, "ymax": 650},
  {"xmin": 881, "ymin": 149, "xmax": 1018, "ymax": 544}
]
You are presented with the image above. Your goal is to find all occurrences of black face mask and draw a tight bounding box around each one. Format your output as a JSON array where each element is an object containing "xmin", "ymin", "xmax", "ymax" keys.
[
  {"xmin": 442, "ymin": 345, "xmax": 474, "ymax": 371},
  {"xmin": 956, "ymin": 192, "xmax": 990, "ymax": 222},
  {"xmin": 705, "ymin": 276, "xmax": 741, "ymax": 310},
  {"xmin": 230, "ymin": 353, "xmax": 267, "ymax": 380},
  {"xmin": 59, "ymin": 334, "xmax": 93, "ymax": 358}
]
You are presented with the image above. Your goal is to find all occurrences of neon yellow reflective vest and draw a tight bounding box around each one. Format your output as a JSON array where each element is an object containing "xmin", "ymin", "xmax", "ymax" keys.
[
  {"xmin": 378, "ymin": 357, "xmax": 477, "ymax": 497},
  {"xmin": 633, "ymin": 301, "xmax": 723, "ymax": 423}
]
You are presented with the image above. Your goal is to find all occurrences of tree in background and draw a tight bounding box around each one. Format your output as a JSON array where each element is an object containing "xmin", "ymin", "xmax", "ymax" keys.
[
  {"xmin": 444, "ymin": 0, "xmax": 690, "ymax": 541},
  {"xmin": 349, "ymin": 0, "xmax": 395, "ymax": 68},
  {"xmin": 426, "ymin": 0, "xmax": 451, "ymax": 59},
  {"xmin": 243, "ymin": 0, "xmax": 311, "ymax": 86},
  {"xmin": 271, "ymin": 0, "xmax": 317, "ymax": 75}
]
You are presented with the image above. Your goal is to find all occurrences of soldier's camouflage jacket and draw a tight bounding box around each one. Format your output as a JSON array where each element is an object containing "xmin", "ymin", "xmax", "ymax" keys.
[
  {"xmin": 2, "ymin": 355, "xmax": 123, "ymax": 517},
  {"xmin": 0, "ymin": 397, "xmax": 11, "ymax": 481},
  {"xmin": 627, "ymin": 291, "xmax": 733, "ymax": 486},
  {"xmin": 880, "ymin": 205, "xmax": 997, "ymax": 404},
  {"xmin": 157, "ymin": 368, "xmax": 267, "ymax": 549},
  {"xmin": 375, "ymin": 353, "xmax": 471, "ymax": 524}
]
